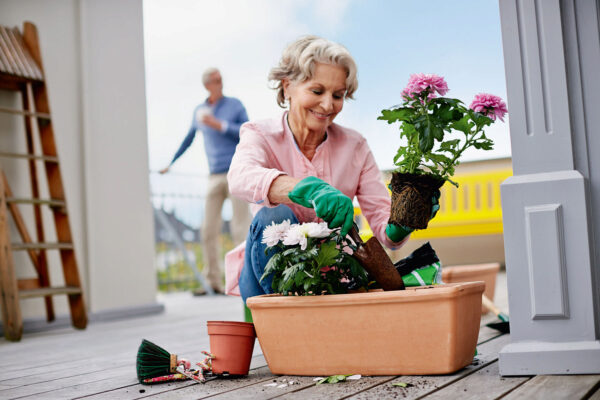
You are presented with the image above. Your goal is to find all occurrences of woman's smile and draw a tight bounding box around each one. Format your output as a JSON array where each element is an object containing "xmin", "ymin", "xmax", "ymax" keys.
[{"xmin": 309, "ymin": 109, "xmax": 333, "ymax": 120}]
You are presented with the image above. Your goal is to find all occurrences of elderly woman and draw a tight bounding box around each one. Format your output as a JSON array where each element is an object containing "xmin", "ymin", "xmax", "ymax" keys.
[{"xmin": 226, "ymin": 36, "xmax": 417, "ymax": 302}]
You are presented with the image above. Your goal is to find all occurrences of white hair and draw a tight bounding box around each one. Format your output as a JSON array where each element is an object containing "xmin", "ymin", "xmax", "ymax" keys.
[
  {"xmin": 268, "ymin": 35, "xmax": 358, "ymax": 108},
  {"xmin": 202, "ymin": 67, "xmax": 220, "ymax": 86}
]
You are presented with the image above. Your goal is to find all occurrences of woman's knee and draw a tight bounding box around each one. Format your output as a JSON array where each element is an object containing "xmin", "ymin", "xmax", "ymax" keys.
[
  {"xmin": 250, "ymin": 205, "xmax": 297, "ymax": 235},
  {"xmin": 257, "ymin": 204, "xmax": 296, "ymax": 222}
]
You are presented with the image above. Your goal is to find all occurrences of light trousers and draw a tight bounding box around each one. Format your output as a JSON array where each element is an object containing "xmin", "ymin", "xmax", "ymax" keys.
[{"xmin": 202, "ymin": 173, "xmax": 250, "ymax": 290}]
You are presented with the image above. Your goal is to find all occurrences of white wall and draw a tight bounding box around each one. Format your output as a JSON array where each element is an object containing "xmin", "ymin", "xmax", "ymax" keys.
[{"xmin": 0, "ymin": 0, "xmax": 157, "ymax": 319}]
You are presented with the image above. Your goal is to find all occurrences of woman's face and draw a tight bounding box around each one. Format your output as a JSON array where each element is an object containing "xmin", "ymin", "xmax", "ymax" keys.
[{"xmin": 284, "ymin": 62, "xmax": 347, "ymax": 133}]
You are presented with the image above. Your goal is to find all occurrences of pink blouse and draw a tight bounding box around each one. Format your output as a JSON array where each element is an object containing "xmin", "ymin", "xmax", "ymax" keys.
[{"xmin": 224, "ymin": 112, "xmax": 409, "ymax": 295}]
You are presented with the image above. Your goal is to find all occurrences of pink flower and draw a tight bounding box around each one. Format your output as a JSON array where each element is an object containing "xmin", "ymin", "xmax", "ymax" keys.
[
  {"xmin": 469, "ymin": 93, "xmax": 508, "ymax": 122},
  {"xmin": 320, "ymin": 265, "xmax": 336, "ymax": 273},
  {"xmin": 402, "ymin": 73, "xmax": 449, "ymax": 100}
]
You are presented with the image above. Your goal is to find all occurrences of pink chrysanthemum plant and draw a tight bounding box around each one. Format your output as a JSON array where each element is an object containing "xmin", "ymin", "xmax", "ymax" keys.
[
  {"xmin": 378, "ymin": 74, "xmax": 507, "ymax": 229},
  {"xmin": 260, "ymin": 221, "xmax": 369, "ymax": 296},
  {"xmin": 379, "ymin": 74, "xmax": 507, "ymax": 187}
]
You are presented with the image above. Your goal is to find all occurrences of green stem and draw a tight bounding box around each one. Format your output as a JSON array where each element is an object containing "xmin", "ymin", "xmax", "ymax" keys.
[{"xmin": 440, "ymin": 127, "xmax": 482, "ymax": 176}]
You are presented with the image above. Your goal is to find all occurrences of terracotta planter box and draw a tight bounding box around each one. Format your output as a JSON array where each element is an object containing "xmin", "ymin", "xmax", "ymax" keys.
[
  {"xmin": 442, "ymin": 263, "xmax": 500, "ymax": 314},
  {"xmin": 247, "ymin": 282, "xmax": 484, "ymax": 376}
]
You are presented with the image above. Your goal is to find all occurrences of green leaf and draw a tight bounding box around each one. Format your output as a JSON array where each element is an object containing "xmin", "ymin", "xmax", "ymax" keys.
[
  {"xmin": 316, "ymin": 241, "xmax": 339, "ymax": 268},
  {"xmin": 419, "ymin": 119, "xmax": 435, "ymax": 153},
  {"xmin": 426, "ymin": 153, "xmax": 452, "ymax": 165},
  {"xmin": 282, "ymin": 263, "xmax": 303, "ymax": 282},
  {"xmin": 281, "ymin": 277, "xmax": 295, "ymax": 293},
  {"xmin": 476, "ymin": 138, "xmax": 494, "ymax": 150},
  {"xmin": 450, "ymin": 115, "xmax": 473, "ymax": 134},
  {"xmin": 471, "ymin": 111, "xmax": 493, "ymax": 127},
  {"xmin": 393, "ymin": 146, "xmax": 407, "ymax": 165},
  {"xmin": 316, "ymin": 374, "xmax": 350, "ymax": 385},
  {"xmin": 400, "ymin": 122, "xmax": 417, "ymax": 140},
  {"xmin": 294, "ymin": 268, "xmax": 306, "ymax": 286},
  {"xmin": 260, "ymin": 253, "xmax": 282, "ymax": 282},
  {"xmin": 436, "ymin": 103, "xmax": 454, "ymax": 123},
  {"xmin": 392, "ymin": 382, "xmax": 409, "ymax": 387},
  {"xmin": 377, "ymin": 108, "xmax": 414, "ymax": 124},
  {"xmin": 439, "ymin": 139, "xmax": 460, "ymax": 151},
  {"xmin": 432, "ymin": 97, "xmax": 462, "ymax": 107},
  {"xmin": 432, "ymin": 125, "xmax": 444, "ymax": 142}
]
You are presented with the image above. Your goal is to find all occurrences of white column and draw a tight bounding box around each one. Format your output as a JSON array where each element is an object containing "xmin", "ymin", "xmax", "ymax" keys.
[{"xmin": 498, "ymin": 0, "xmax": 600, "ymax": 374}]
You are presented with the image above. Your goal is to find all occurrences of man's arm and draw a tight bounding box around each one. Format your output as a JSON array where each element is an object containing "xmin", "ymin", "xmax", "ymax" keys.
[
  {"xmin": 159, "ymin": 115, "xmax": 197, "ymax": 174},
  {"xmin": 223, "ymin": 100, "xmax": 249, "ymax": 138},
  {"xmin": 170, "ymin": 125, "xmax": 197, "ymax": 164}
]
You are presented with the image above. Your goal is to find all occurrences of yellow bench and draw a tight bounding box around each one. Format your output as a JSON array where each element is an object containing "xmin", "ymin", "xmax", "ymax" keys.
[{"xmin": 355, "ymin": 168, "xmax": 513, "ymax": 240}]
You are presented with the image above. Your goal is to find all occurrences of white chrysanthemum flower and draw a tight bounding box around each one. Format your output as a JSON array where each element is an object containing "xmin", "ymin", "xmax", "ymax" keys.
[
  {"xmin": 303, "ymin": 222, "xmax": 332, "ymax": 238},
  {"xmin": 282, "ymin": 224, "xmax": 308, "ymax": 250},
  {"xmin": 261, "ymin": 219, "xmax": 292, "ymax": 247}
]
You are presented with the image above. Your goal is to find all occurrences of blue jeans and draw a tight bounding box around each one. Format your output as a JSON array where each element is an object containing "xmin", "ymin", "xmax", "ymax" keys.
[{"xmin": 239, "ymin": 205, "xmax": 298, "ymax": 304}]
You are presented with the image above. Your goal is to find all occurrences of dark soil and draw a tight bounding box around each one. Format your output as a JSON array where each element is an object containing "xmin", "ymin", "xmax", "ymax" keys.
[{"xmin": 389, "ymin": 172, "xmax": 445, "ymax": 229}]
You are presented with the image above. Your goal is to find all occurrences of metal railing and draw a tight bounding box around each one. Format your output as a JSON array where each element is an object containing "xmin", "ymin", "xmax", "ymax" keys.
[{"xmin": 150, "ymin": 171, "xmax": 213, "ymax": 293}]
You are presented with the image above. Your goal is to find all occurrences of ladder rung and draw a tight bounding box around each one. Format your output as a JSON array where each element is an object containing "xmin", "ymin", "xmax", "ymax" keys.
[
  {"xmin": 19, "ymin": 286, "xmax": 82, "ymax": 299},
  {"xmin": 6, "ymin": 197, "xmax": 66, "ymax": 208},
  {"xmin": 0, "ymin": 152, "xmax": 58, "ymax": 162},
  {"xmin": 0, "ymin": 106, "xmax": 51, "ymax": 119},
  {"xmin": 11, "ymin": 242, "xmax": 73, "ymax": 250}
]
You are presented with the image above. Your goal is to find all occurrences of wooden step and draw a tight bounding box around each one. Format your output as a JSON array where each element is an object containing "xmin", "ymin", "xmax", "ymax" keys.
[
  {"xmin": 11, "ymin": 242, "xmax": 73, "ymax": 251},
  {"xmin": 0, "ymin": 152, "xmax": 58, "ymax": 162},
  {"xmin": 0, "ymin": 106, "xmax": 51, "ymax": 119},
  {"xmin": 19, "ymin": 286, "xmax": 82, "ymax": 299},
  {"xmin": 6, "ymin": 197, "xmax": 66, "ymax": 208}
]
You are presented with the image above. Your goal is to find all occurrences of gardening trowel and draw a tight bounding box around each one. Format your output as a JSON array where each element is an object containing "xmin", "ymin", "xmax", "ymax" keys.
[{"xmin": 348, "ymin": 225, "xmax": 405, "ymax": 291}]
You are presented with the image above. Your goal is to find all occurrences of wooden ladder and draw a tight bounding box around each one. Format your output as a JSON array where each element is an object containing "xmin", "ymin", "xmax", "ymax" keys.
[{"xmin": 0, "ymin": 22, "xmax": 87, "ymax": 341}]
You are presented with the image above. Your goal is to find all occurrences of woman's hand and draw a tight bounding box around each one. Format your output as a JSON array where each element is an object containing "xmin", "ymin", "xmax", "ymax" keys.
[
  {"xmin": 386, "ymin": 190, "xmax": 441, "ymax": 242},
  {"xmin": 288, "ymin": 176, "xmax": 354, "ymax": 236}
]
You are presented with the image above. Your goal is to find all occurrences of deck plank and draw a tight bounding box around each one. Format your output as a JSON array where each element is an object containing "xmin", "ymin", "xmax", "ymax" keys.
[
  {"xmin": 589, "ymin": 387, "xmax": 600, "ymax": 400},
  {"xmin": 477, "ymin": 326, "xmax": 502, "ymax": 343},
  {"xmin": 501, "ymin": 375, "xmax": 600, "ymax": 400},
  {"xmin": 0, "ymin": 334, "xmax": 217, "ymax": 385},
  {"xmin": 32, "ymin": 375, "xmax": 139, "ymax": 400},
  {"xmin": 90, "ymin": 366, "xmax": 275, "ymax": 400},
  {"xmin": 200, "ymin": 325, "xmax": 502, "ymax": 400},
  {"xmin": 419, "ymin": 362, "xmax": 529, "ymax": 400},
  {"xmin": 0, "ymin": 364, "xmax": 133, "ymax": 398},
  {"xmin": 66, "ymin": 355, "xmax": 267, "ymax": 400},
  {"xmin": 266, "ymin": 376, "xmax": 396, "ymax": 400},
  {"xmin": 345, "ymin": 334, "xmax": 510, "ymax": 400}
]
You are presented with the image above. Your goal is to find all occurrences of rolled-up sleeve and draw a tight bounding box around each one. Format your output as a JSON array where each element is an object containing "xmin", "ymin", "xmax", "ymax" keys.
[
  {"xmin": 355, "ymin": 141, "xmax": 409, "ymax": 250},
  {"xmin": 228, "ymin": 123, "xmax": 286, "ymax": 207}
]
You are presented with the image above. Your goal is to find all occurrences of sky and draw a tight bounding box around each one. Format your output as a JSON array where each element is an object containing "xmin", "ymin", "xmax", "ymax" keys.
[{"xmin": 143, "ymin": 0, "xmax": 510, "ymax": 225}]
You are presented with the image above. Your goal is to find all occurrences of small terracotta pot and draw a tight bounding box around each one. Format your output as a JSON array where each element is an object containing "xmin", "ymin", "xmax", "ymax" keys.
[
  {"xmin": 247, "ymin": 282, "xmax": 484, "ymax": 376},
  {"xmin": 207, "ymin": 321, "xmax": 256, "ymax": 375},
  {"xmin": 442, "ymin": 263, "xmax": 500, "ymax": 314},
  {"xmin": 389, "ymin": 172, "xmax": 445, "ymax": 229}
]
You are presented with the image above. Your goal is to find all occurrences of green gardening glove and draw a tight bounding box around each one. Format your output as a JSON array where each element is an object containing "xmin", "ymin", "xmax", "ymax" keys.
[
  {"xmin": 288, "ymin": 176, "xmax": 354, "ymax": 236},
  {"xmin": 386, "ymin": 223, "xmax": 413, "ymax": 243},
  {"xmin": 385, "ymin": 189, "xmax": 441, "ymax": 243}
]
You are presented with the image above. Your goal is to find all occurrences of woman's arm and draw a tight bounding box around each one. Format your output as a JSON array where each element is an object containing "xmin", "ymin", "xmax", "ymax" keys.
[
  {"xmin": 267, "ymin": 175, "xmax": 300, "ymax": 205},
  {"xmin": 228, "ymin": 122, "xmax": 291, "ymax": 207}
]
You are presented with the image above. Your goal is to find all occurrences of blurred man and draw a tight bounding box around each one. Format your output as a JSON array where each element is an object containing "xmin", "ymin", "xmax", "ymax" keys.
[{"xmin": 161, "ymin": 68, "xmax": 250, "ymax": 293}]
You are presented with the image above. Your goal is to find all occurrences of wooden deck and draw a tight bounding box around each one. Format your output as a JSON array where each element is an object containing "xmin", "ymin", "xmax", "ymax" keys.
[{"xmin": 1, "ymin": 280, "xmax": 600, "ymax": 399}]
